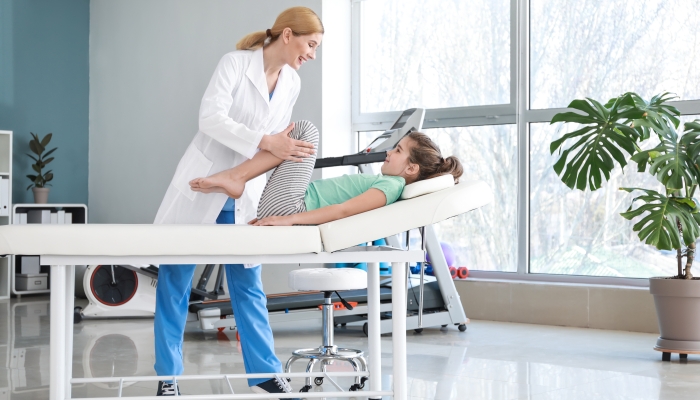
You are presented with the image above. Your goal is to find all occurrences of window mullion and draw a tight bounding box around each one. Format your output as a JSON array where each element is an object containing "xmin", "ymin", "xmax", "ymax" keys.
[{"xmin": 516, "ymin": 0, "xmax": 530, "ymax": 275}]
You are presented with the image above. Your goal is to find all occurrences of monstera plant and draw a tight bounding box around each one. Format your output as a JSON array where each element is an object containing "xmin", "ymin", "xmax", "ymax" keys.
[{"xmin": 550, "ymin": 92, "xmax": 700, "ymax": 359}]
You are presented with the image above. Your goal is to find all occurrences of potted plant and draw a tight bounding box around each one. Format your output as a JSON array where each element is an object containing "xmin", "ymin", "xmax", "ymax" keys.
[
  {"xmin": 26, "ymin": 132, "xmax": 56, "ymax": 204},
  {"xmin": 550, "ymin": 92, "xmax": 700, "ymax": 360}
]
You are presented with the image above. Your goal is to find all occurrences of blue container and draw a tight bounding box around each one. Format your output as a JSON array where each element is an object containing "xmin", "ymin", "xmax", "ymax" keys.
[{"xmin": 334, "ymin": 239, "xmax": 391, "ymax": 275}]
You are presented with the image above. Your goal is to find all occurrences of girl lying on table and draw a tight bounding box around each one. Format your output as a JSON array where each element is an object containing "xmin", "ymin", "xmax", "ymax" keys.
[{"xmin": 190, "ymin": 120, "xmax": 463, "ymax": 226}]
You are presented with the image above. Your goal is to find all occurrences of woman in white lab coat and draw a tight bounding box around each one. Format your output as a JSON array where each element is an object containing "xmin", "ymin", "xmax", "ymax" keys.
[{"xmin": 152, "ymin": 7, "xmax": 323, "ymax": 398}]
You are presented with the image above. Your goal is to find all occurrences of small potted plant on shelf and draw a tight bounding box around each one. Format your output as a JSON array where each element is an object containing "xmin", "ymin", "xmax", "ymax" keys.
[
  {"xmin": 550, "ymin": 92, "xmax": 700, "ymax": 361},
  {"xmin": 26, "ymin": 132, "xmax": 56, "ymax": 204}
]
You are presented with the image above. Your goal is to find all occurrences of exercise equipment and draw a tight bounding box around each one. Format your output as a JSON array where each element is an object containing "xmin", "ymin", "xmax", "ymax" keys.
[
  {"xmin": 192, "ymin": 108, "xmax": 473, "ymax": 335},
  {"xmin": 74, "ymin": 264, "xmax": 158, "ymax": 322},
  {"xmin": 457, "ymin": 266, "xmax": 469, "ymax": 279},
  {"xmin": 426, "ymin": 242, "xmax": 455, "ymax": 267}
]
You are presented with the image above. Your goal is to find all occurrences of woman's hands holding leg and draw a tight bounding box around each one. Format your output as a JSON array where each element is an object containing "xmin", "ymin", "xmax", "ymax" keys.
[{"xmin": 259, "ymin": 123, "xmax": 316, "ymax": 162}]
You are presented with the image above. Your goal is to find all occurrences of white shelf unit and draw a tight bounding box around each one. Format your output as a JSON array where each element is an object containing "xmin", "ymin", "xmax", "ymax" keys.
[
  {"xmin": 0, "ymin": 300, "xmax": 9, "ymax": 399},
  {"xmin": 0, "ymin": 130, "xmax": 12, "ymax": 301},
  {"xmin": 11, "ymin": 204, "xmax": 87, "ymax": 297}
]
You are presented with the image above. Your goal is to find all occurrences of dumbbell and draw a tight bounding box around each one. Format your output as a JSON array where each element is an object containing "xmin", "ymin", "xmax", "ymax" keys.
[{"xmin": 457, "ymin": 267, "xmax": 469, "ymax": 279}]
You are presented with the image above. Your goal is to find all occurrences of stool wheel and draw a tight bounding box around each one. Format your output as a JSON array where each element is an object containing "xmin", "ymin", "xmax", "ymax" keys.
[
  {"xmin": 458, "ymin": 324, "xmax": 467, "ymax": 332},
  {"xmin": 414, "ymin": 328, "xmax": 423, "ymax": 334},
  {"xmin": 300, "ymin": 385, "xmax": 312, "ymax": 392},
  {"xmin": 441, "ymin": 324, "xmax": 448, "ymax": 328},
  {"xmin": 363, "ymin": 322, "xmax": 369, "ymax": 337},
  {"xmin": 314, "ymin": 377, "xmax": 323, "ymax": 386}
]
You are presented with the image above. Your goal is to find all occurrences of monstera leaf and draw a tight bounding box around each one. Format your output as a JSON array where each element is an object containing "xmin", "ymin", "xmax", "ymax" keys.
[
  {"xmin": 550, "ymin": 94, "xmax": 646, "ymax": 191},
  {"xmin": 630, "ymin": 118, "xmax": 700, "ymax": 191},
  {"xmin": 620, "ymin": 188, "xmax": 700, "ymax": 250},
  {"xmin": 607, "ymin": 92, "xmax": 681, "ymax": 141}
]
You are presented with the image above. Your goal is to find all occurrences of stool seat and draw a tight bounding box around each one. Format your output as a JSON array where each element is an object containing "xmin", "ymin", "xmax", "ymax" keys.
[{"xmin": 289, "ymin": 268, "xmax": 367, "ymax": 292}]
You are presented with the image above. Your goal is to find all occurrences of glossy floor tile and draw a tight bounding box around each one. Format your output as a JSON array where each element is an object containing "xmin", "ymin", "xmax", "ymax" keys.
[{"xmin": 1, "ymin": 296, "xmax": 699, "ymax": 399}]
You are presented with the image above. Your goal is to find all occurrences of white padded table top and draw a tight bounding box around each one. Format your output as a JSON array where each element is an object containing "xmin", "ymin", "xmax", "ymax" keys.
[
  {"xmin": 319, "ymin": 179, "xmax": 493, "ymax": 252},
  {"xmin": 0, "ymin": 179, "xmax": 491, "ymax": 257},
  {"xmin": 0, "ymin": 224, "xmax": 322, "ymax": 256}
]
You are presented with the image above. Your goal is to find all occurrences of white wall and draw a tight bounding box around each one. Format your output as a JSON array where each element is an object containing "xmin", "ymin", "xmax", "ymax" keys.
[{"xmin": 89, "ymin": 0, "xmax": 329, "ymax": 223}]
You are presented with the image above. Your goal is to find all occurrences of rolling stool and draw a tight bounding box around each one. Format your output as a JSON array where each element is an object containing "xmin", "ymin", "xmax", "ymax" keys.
[{"xmin": 285, "ymin": 268, "xmax": 369, "ymax": 392}]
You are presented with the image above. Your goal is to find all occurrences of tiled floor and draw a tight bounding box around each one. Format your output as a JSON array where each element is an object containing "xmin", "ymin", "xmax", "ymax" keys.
[{"xmin": 1, "ymin": 296, "xmax": 699, "ymax": 400}]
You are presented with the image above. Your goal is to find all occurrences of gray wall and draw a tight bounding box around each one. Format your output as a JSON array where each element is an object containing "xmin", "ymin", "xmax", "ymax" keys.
[{"xmin": 89, "ymin": 0, "xmax": 323, "ymax": 223}]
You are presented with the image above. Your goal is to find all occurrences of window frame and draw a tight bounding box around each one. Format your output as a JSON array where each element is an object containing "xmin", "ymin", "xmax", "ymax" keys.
[{"xmin": 350, "ymin": 0, "xmax": 700, "ymax": 287}]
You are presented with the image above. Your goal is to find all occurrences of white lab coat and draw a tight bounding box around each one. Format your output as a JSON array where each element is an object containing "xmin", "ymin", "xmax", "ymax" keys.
[{"xmin": 154, "ymin": 48, "xmax": 300, "ymax": 226}]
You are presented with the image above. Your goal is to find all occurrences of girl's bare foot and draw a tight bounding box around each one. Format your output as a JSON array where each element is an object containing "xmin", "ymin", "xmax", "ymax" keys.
[
  {"xmin": 192, "ymin": 169, "xmax": 245, "ymax": 199},
  {"xmin": 190, "ymin": 185, "xmax": 229, "ymax": 194}
]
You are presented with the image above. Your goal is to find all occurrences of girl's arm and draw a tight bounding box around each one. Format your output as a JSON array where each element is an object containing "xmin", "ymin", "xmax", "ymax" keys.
[{"xmin": 250, "ymin": 188, "xmax": 387, "ymax": 226}]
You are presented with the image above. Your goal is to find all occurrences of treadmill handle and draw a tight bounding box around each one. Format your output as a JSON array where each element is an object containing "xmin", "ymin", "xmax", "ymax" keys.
[{"xmin": 314, "ymin": 151, "xmax": 388, "ymax": 169}]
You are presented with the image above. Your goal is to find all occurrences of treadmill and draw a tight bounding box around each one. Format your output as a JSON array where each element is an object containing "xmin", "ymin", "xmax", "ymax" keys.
[{"xmin": 190, "ymin": 108, "xmax": 469, "ymax": 334}]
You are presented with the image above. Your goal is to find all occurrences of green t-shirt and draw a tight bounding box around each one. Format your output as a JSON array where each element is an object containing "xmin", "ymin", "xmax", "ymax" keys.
[{"xmin": 304, "ymin": 174, "xmax": 406, "ymax": 211}]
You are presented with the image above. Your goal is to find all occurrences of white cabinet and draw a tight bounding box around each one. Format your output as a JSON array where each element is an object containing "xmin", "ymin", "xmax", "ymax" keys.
[
  {"xmin": 0, "ymin": 130, "xmax": 12, "ymax": 300},
  {"xmin": 10, "ymin": 204, "xmax": 88, "ymax": 296}
]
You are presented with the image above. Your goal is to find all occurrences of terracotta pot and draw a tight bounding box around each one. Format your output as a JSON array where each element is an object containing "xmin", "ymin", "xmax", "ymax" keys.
[
  {"xmin": 649, "ymin": 277, "xmax": 700, "ymax": 352},
  {"xmin": 32, "ymin": 187, "xmax": 50, "ymax": 204}
]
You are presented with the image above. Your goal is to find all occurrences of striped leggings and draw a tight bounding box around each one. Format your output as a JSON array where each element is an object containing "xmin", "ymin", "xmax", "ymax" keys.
[{"xmin": 257, "ymin": 120, "xmax": 319, "ymax": 219}]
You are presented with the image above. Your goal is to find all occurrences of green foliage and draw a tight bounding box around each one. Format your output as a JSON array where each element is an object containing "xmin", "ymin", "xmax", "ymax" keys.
[
  {"xmin": 550, "ymin": 92, "xmax": 700, "ymax": 254},
  {"xmin": 26, "ymin": 132, "xmax": 57, "ymax": 190},
  {"xmin": 619, "ymin": 188, "xmax": 699, "ymax": 250}
]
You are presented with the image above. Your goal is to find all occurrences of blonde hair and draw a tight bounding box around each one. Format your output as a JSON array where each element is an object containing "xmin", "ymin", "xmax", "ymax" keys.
[
  {"xmin": 406, "ymin": 131, "xmax": 464, "ymax": 184},
  {"xmin": 236, "ymin": 7, "xmax": 324, "ymax": 51}
]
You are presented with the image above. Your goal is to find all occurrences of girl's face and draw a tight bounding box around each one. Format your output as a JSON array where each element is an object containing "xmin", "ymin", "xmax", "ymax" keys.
[
  {"xmin": 282, "ymin": 29, "xmax": 323, "ymax": 70},
  {"xmin": 381, "ymin": 137, "xmax": 419, "ymax": 182}
]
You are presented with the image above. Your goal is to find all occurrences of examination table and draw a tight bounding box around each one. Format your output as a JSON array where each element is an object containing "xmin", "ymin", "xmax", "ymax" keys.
[{"xmin": 0, "ymin": 179, "xmax": 493, "ymax": 400}]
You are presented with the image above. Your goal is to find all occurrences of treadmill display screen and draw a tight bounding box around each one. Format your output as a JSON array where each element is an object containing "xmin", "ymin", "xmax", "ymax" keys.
[{"xmin": 367, "ymin": 136, "xmax": 389, "ymax": 151}]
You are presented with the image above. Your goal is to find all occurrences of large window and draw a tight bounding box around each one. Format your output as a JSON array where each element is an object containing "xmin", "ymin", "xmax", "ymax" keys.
[
  {"xmin": 530, "ymin": 0, "xmax": 700, "ymax": 109},
  {"xmin": 530, "ymin": 116, "xmax": 700, "ymax": 278},
  {"xmin": 359, "ymin": 0, "xmax": 510, "ymax": 112},
  {"xmin": 529, "ymin": 123, "xmax": 676, "ymax": 277},
  {"xmin": 427, "ymin": 126, "xmax": 518, "ymax": 272},
  {"xmin": 353, "ymin": 0, "xmax": 700, "ymax": 282}
]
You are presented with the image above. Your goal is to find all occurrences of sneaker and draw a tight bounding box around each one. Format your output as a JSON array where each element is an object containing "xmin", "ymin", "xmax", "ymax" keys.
[
  {"xmin": 251, "ymin": 377, "xmax": 299, "ymax": 399},
  {"xmin": 157, "ymin": 381, "xmax": 180, "ymax": 396}
]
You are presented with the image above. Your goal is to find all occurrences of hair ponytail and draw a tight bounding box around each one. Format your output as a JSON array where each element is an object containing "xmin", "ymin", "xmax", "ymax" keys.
[
  {"xmin": 406, "ymin": 131, "xmax": 464, "ymax": 184},
  {"xmin": 436, "ymin": 156, "xmax": 463, "ymax": 182},
  {"xmin": 236, "ymin": 31, "xmax": 269, "ymax": 51},
  {"xmin": 236, "ymin": 7, "xmax": 324, "ymax": 51}
]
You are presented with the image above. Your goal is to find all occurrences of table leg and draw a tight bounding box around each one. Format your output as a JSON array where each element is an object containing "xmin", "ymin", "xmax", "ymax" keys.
[
  {"xmin": 64, "ymin": 265, "xmax": 75, "ymax": 399},
  {"xmin": 50, "ymin": 265, "xmax": 67, "ymax": 400},
  {"xmin": 367, "ymin": 262, "xmax": 381, "ymax": 398},
  {"xmin": 391, "ymin": 262, "xmax": 407, "ymax": 400}
]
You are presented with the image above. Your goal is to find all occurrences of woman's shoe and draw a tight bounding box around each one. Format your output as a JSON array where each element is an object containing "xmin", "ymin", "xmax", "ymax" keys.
[
  {"xmin": 157, "ymin": 381, "xmax": 180, "ymax": 396},
  {"xmin": 251, "ymin": 377, "xmax": 300, "ymax": 399}
]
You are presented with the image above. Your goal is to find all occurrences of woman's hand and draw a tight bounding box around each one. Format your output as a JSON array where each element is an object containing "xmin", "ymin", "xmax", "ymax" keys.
[
  {"xmin": 259, "ymin": 122, "xmax": 316, "ymax": 162},
  {"xmin": 248, "ymin": 216, "xmax": 295, "ymax": 226}
]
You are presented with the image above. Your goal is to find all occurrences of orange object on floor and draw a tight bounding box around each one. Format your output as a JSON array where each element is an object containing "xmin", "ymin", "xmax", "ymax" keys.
[
  {"xmin": 449, "ymin": 266, "xmax": 457, "ymax": 278},
  {"xmin": 317, "ymin": 301, "xmax": 358, "ymax": 311}
]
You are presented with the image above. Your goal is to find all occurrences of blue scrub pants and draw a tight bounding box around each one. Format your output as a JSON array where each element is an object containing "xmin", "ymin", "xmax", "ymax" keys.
[{"xmin": 153, "ymin": 205, "xmax": 282, "ymax": 386}]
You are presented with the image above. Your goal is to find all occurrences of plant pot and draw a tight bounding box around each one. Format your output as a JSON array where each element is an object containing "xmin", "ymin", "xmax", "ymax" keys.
[
  {"xmin": 32, "ymin": 187, "xmax": 50, "ymax": 204},
  {"xmin": 650, "ymin": 277, "xmax": 700, "ymax": 352}
]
